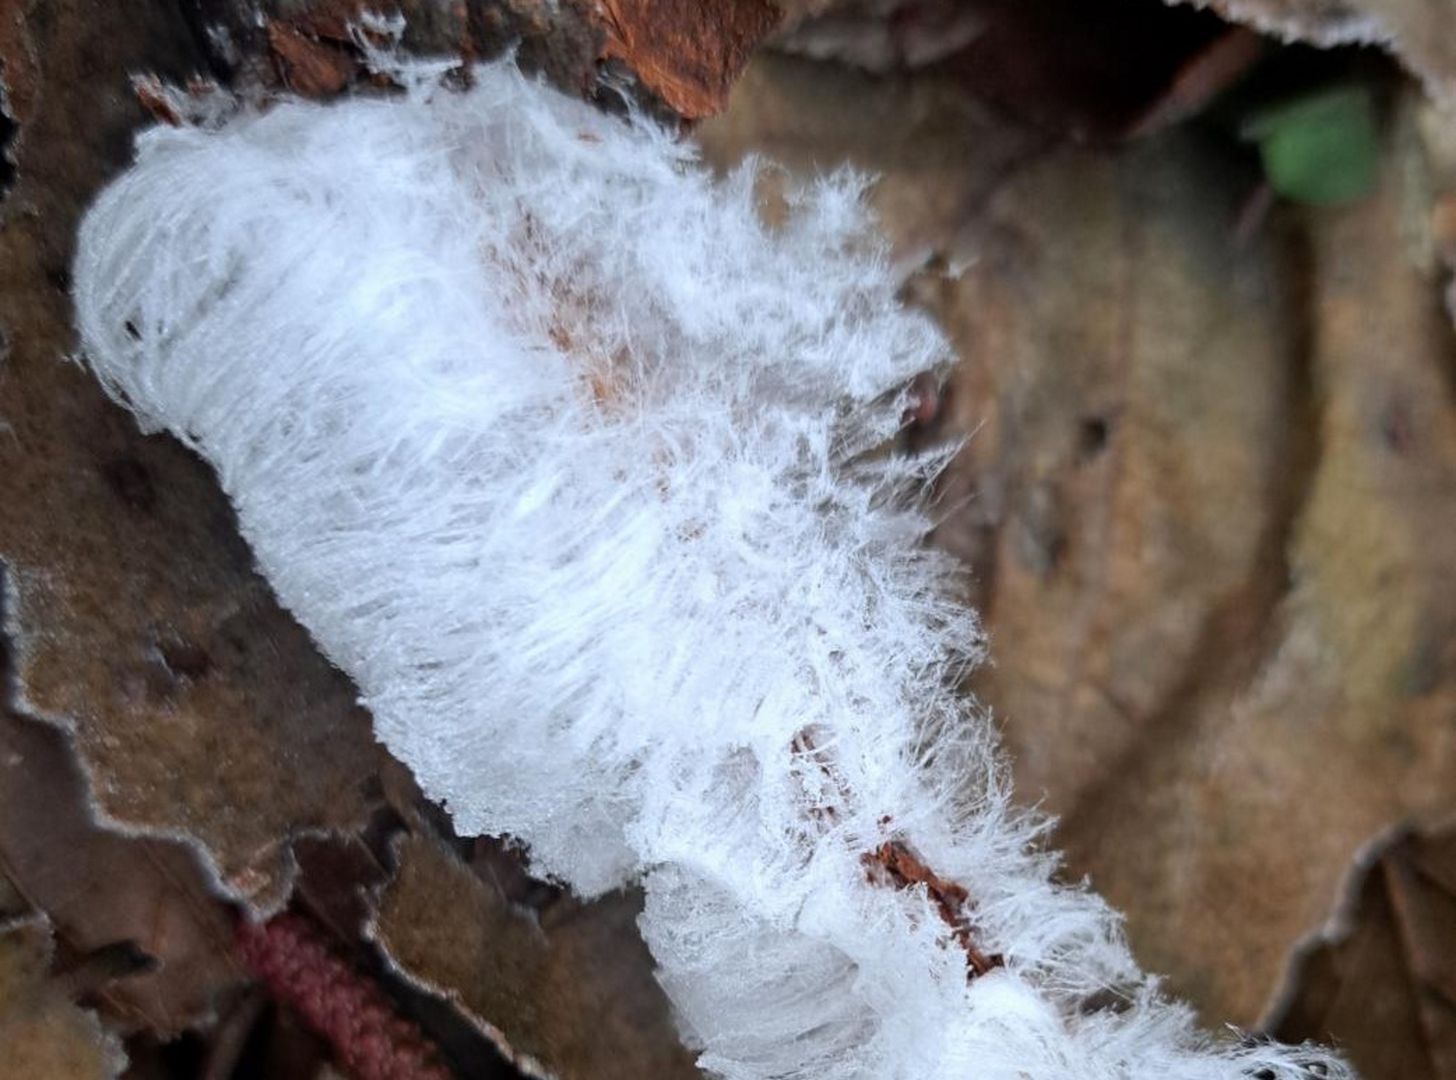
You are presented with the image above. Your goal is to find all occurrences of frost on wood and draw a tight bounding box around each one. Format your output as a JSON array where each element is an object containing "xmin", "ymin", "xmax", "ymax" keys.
[{"xmin": 72, "ymin": 58, "xmax": 1345, "ymax": 1080}]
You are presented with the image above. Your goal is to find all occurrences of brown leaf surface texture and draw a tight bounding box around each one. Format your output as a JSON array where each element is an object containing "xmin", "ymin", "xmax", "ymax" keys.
[
  {"xmin": 371, "ymin": 834, "xmax": 702, "ymax": 1080},
  {"xmin": 0, "ymin": 919, "xmax": 126, "ymax": 1080},
  {"xmin": 0, "ymin": 702, "xmax": 247, "ymax": 1036},
  {"xmin": 699, "ymin": 53, "xmax": 1456, "ymax": 1033},
  {"xmin": 0, "ymin": 0, "xmax": 398, "ymax": 913}
]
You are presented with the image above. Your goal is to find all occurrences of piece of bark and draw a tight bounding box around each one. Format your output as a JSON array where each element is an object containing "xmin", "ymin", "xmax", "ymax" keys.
[
  {"xmin": 193, "ymin": 0, "xmax": 781, "ymax": 118},
  {"xmin": 597, "ymin": 0, "xmax": 782, "ymax": 118}
]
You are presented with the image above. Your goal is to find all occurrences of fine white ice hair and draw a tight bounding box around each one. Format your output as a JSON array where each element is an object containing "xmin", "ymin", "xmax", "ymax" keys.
[{"xmin": 72, "ymin": 58, "xmax": 1347, "ymax": 1080}]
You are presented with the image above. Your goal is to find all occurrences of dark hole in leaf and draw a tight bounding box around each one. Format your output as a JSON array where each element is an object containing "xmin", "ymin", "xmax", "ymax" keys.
[
  {"xmin": 357, "ymin": 772, "xmax": 386, "ymax": 802},
  {"xmin": 1380, "ymin": 396, "xmax": 1413, "ymax": 455},
  {"xmin": 101, "ymin": 454, "xmax": 158, "ymax": 513},
  {"xmin": 1077, "ymin": 415, "xmax": 1111, "ymax": 460},
  {"xmin": 157, "ymin": 638, "xmax": 213, "ymax": 680},
  {"xmin": 124, "ymin": 319, "xmax": 141, "ymax": 340},
  {"xmin": 122, "ymin": 1030, "xmax": 212, "ymax": 1077}
]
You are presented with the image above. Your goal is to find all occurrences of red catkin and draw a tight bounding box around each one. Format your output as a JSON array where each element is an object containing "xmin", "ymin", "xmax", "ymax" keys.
[{"xmin": 236, "ymin": 913, "xmax": 452, "ymax": 1080}]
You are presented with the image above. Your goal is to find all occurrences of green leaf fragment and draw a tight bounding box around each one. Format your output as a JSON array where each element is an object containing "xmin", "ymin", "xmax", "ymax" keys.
[{"xmin": 1244, "ymin": 86, "xmax": 1379, "ymax": 207}]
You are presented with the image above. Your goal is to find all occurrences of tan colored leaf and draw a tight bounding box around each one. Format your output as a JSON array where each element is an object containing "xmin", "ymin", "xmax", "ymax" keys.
[
  {"xmin": 371, "ymin": 833, "xmax": 701, "ymax": 1080},
  {"xmin": 0, "ymin": 0, "xmax": 396, "ymax": 912},
  {"xmin": 0, "ymin": 707, "xmax": 247, "ymax": 1036},
  {"xmin": 0, "ymin": 918, "xmax": 126, "ymax": 1080},
  {"xmin": 1053, "ymin": 90, "xmax": 1456, "ymax": 1028}
]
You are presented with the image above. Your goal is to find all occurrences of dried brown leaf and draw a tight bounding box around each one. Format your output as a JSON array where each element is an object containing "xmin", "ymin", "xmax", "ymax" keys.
[
  {"xmin": 1269, "ymin": 822, "xmax": 1456, "ymax": 1079},
  {"xmin": 0, "ymin": 707, "xmax": 247, "ymax": 1036},
  {"xmin": 0, "ymin": 2, "xmax": 396, "ymax": 913},
  {"xmin": 1054, "ymin": 89, "xmax": 1456, "ymax": 1030},
  {"xmin": 0, "ymin": 918, "xmax": 126, "ymax": 1080},
  {"xmin": 371, "ymin": 833, "xmax": 701, "ymax": 1080}
]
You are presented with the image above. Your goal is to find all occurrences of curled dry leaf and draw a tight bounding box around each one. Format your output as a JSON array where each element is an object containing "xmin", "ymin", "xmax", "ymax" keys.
[
  {"xmin": 0, "ymin": 918, "xmax": 127, "ymax": 1080},
  {"xmin": 1267, "ymin": 820, "xmax": 1456, "ymax": 1079}
]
